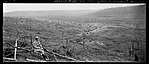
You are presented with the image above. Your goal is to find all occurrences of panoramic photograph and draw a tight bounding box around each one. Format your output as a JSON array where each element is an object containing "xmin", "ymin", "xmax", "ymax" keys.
[{"xmin": 3, "ymin": 3, "xmax": 146, "ymax": 62}]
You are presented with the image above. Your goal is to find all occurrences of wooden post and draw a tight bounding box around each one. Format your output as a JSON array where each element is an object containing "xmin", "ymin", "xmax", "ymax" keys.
[
  {"xmin": 132, "ymin": 43, "xmax": 135, "ymax": 55},
  {"xmin": 53, "ymin": 54, "xmax": 57, "ymax": 62},
  {"xmin": 14, "ymin": 38, "xmax": 19, "ymax": 60},
  {"xmin": 30, "ymin": 34, "xmax": 33, "ymax": 49},
  {"xmin": 14, "ymin": 29, "xmax": 20, "ymax": 61}
]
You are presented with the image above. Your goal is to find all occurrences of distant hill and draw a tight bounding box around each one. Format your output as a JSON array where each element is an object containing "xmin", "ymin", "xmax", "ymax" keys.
[
  {"xmin": 3, "ymin": 5, "xmax": 146, "ymax": 22},
  {"xmin": 87, "ymin": 5, "xmax": 146, "ymax": 20},
  {"xmin": 4, "ymin": 10, "xmax": 96, "ymax": 17},
  {"xmin": 4, "ymin": 5, "xmax": 146, "ymax": 19}
]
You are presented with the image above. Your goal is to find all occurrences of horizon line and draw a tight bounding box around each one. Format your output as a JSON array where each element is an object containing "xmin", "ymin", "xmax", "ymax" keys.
[{"xmin": 3, "ymin": 3, "xmax": 145, "ymax": 13}]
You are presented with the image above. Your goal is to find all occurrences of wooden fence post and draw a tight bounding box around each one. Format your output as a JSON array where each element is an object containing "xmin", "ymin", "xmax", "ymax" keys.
[{"xmin": 14, "ymin": 38, "xmax": 19, "ymax": 60}]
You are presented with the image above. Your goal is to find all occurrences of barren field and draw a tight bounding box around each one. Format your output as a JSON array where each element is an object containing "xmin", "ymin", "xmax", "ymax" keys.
[{"xmin": 3, "ymin": 5, "xmax": 146, "ymax": 62}]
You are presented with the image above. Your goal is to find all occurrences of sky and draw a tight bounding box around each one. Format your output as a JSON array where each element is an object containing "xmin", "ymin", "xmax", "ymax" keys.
[{"xmin": 3, "ymin": 3, "xmax": 145, "ymax": 13}]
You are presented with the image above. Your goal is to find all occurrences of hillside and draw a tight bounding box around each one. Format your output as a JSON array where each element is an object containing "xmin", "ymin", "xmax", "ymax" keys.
[
  {"xmin": 3, "ymin": 5, "xmax": 146, "ymax": 62},
  {"xmin": 4, "ymin": 5, "xmax": 146, "ymax": 20},
  {"xmin": 4, "ymin": 10, "xmax": 96, "ymax": 17},
  {"xmin": 87, "ymin": 5, "xmax": 146, "ymax": 20}
]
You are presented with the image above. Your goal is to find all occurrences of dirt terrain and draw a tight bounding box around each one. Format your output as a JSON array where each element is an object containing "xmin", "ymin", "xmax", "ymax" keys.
[{"xmin": 3, "ymin": 5, "xmax": 146, "ymax": 62}]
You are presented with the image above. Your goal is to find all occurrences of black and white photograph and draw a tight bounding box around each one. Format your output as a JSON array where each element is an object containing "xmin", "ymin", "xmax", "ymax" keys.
[{"xmin": 3, "ymin": 3, "xmax": 146, "ymax": 62}]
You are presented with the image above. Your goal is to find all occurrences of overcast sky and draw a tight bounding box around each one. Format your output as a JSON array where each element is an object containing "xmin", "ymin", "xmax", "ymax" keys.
[{"xmin": 3, "ymin": 3, "xmax": 145, "ymax": 13}]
